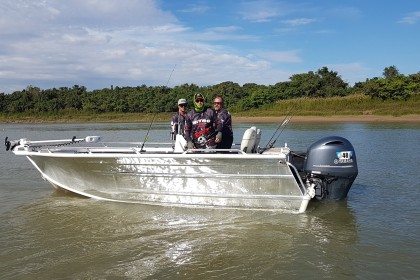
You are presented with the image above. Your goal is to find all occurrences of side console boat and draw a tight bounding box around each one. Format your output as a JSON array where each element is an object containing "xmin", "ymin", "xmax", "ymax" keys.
[{"xmin": 5, "ymin": 127, "xmax": 358, "ymax": 213}]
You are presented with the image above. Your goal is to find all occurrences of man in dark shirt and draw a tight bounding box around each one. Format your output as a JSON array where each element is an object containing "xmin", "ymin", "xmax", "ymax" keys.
[
  {"xmin": 170, "ymin": 98, "xmax": 188, "ymax": 140},
  {"xmin": 184, "ymin": 93, "xmax": 222, "ymax": 149},
  {"xmin": 213, "ymin": 96, "xmax": 233, "ymax": 149}
]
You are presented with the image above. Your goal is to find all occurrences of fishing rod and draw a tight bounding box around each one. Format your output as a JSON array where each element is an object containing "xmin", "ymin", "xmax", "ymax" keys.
[
  {"xmin": 262, "ymin": 102, "xmax": 297, "ymax": 151},
  {"xmin": 140, "ymin": 64, "xmax": 177, "ymax": 151}
]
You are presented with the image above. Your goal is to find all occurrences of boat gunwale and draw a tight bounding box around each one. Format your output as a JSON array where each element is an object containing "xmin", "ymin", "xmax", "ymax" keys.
[{"xmin": 16, "ymin": 147, "xmax": 288, "ymax": 160}]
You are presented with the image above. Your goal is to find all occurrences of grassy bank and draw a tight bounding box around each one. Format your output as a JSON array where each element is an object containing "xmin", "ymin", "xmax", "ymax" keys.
[
  {"xmin": 234, "ymin": 94, "xmax": 420, "ymax": 117},
  {"xmin": 1, "ymin": 94, "xmax": 420, "ymax": 123},
  {"xmin": 0, "ymin": 112, "xmax": 173, "ymax": 123}
]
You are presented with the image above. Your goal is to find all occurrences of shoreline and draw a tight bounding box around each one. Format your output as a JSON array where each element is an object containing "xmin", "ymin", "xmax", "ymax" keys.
[
  {"xmin": 2, "ymin": 114, "xmax": 420, "ymax": 124},
  {"xmin": 233, "ymin": 115, "xmax": 420, "ymax": 123}
]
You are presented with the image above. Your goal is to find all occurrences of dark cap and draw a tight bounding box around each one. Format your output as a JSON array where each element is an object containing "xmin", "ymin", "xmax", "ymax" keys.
[{"xmin": 194, "ymin": 93, "xmax": 204, "ymax": 100}]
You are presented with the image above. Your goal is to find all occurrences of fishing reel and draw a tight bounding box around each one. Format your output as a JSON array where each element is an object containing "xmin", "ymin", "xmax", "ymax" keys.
[
  {"xmin": 197, "ymin": 136, "xmax": 207, "ymax": 145},
  {"xmin": 5, "ymin": 137, "xmax": 11, "ymax": 151},
  {"xmin": 196, "ymin": 135, "xmax": 216, "ymax": 149},
  {"xmin": 5, "ymin": 137, "xmax": 20, "ymax": 151}
]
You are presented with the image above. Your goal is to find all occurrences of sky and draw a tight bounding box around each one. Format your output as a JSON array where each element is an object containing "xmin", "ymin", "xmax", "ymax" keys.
[{"xmin": 1, "ymin": 0, "xmax": 419, "ymax": 93}]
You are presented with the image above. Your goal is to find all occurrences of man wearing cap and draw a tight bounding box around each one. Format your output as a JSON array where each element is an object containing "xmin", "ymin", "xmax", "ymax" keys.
[
  {"xmin": 170, "ymin": 98, "xmax": 188, "ymax": 140},
  {"xmin": 184, "ymin": 93, "xmax": 222, "ymax": 149}
]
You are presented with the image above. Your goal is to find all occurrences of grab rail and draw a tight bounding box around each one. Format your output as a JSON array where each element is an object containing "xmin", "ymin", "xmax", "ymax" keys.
[
  {"xmin": 287, "ymin": 162, "xmax": 307, "ymax": 195},
  {"xmin": 182, "ymin": 148, "xmax": 246, "ymax": 154}
]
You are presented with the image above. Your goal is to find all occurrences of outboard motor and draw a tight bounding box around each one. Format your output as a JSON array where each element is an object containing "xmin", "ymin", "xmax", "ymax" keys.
[{"xmin": 303, "ymin": 136, "xmax": 358, "ymax": 200}]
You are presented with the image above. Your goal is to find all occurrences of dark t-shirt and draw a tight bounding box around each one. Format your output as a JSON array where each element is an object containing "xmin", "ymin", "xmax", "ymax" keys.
[
  {"xmin": 184, "ymin": 107, "xmax": 221, "ymax": 148},
  {"xmin": 215, "ymin": 108, "xmax": 233, "ymax": 149},
  {"xmin": 171, "ymin": 111, "xmax": 187, "ymax": 140}
]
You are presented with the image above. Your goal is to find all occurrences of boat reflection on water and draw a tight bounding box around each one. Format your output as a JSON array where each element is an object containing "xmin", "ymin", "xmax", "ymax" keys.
[
  {"xmin": 2, "ymin": 194, "xmax": 358, "ymax": 279},
  {"xmin": 300, "ymin": 200, "xmax": 358, "ymax": 245},
  {"xmin": 288, "ymin": 200, "xmax": 359, "ymax": 278}
]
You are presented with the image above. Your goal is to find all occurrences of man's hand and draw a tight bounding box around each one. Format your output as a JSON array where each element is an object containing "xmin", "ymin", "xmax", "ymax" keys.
[
  {"xmin": 215, "ymin": 132, "xmax": 222, "ymax": 143},
  {"xmin": 187, "ymin": 141, "xmax": 195, "ymax": 149}
]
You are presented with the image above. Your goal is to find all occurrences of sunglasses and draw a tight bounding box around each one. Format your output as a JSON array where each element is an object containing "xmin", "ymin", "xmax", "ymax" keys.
[
  {"xmin": 195, "ymin": 99, "xmax": 204, "ymax": 103},
  {"xmin": 178, "ymin": 104, "xmax": 186, "ymax": 107},
  {"xmin": 213, "ymin": 102, "xmax": 222, "ymax": 105}
]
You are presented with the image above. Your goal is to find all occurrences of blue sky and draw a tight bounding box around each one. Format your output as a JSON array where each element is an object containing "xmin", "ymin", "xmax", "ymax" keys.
[{"xmin": 1, "ymin": 0, "xmax": 419, "ymax": 93}]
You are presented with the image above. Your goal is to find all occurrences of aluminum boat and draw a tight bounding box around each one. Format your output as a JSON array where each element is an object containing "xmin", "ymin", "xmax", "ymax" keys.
[{"xmin": 5, "ymin": 127, "xmax": 358, "ymax": 213}]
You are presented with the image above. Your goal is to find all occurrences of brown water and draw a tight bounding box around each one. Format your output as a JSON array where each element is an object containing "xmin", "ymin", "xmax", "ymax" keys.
[{"xmin": 1, "ymin": 122, "xmax": 419, "ymax": 279}]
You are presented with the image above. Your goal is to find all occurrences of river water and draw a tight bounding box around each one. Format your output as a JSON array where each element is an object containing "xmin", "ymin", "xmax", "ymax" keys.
[{"xmin": 0, "ymin": 122, "xmax": 419, "ymax": 279}]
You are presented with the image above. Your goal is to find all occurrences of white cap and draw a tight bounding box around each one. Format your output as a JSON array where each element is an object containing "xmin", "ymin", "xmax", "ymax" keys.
[{"xmin": 178, "ymin": 98, "xmax": 187, "ymax": 105}]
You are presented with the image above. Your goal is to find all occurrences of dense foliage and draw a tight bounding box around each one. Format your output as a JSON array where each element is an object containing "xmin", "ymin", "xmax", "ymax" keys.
[{"xmin": 1, "ymin": 66, "xmax": 419, "ymax": 115}]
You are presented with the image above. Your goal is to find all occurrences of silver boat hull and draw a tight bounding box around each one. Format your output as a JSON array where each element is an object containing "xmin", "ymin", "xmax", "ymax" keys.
[
  {"xmin": 7, "ymin": 131, "xmax": 359, "ymax": 213},
  {"xmin": 26, "ymin": 154, "xmax": 308, "ymax": 211}
]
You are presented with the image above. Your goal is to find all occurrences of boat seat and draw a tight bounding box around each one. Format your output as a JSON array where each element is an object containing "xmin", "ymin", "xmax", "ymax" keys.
[{"xmin": 240, "ymin": 126, "xmax": 259, "ymax": 153}]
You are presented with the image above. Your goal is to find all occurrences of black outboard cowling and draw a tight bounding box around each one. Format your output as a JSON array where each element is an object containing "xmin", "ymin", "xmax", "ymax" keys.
[{"xmin": 303, "ymin": 136, "xmax": 358, "ymax": 200}]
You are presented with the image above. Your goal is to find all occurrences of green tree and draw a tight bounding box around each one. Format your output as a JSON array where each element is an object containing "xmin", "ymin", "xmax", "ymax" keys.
[
  {"xmin": 285, "ymin": 67, "xmax": 348, "ymax": 98},
  {"xmin": 316, "ymin": 66, "xmax": 349, "ymax": 97},
  {"xmin": 383, "ymin": 65, "xmax": 400, "ymax": 79},
  {"xmin": 208, "ymin": 81, "xmax": 243, "ymax": 108},
  {"xmin": 0, "ymin": 93, "xmax": 4, "ymax": 112}
]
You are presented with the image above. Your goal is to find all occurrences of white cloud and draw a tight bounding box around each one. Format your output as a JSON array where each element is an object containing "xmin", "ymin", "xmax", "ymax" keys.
[
  {"xmin": 1, "ymin": 0, "xmax": 393, "ymax": 93},
  {"xmin": 257, "ymin": 51, "xmax": 302, "ymax": 63},
  {"xmin": 207, "ymin": 26, "xmax": 242, "ymax": 33},
  {"xmin": 238, "ymin": 0, "xmax": 291, "ymax": 23},
  {"xmin": 398, "ymin": 11, "xmax": 420, "ymax": 24},
  {"xmin": 325, "ymin": 63, "xmax": 371, "ymax": 85},
  {"xmin": 326, "ymin": 6, "xmax": 362, "ymax": 20},
  {"xmin": 281, "ymin": 18, "xmax": 317, "ymax": 27},
  {"xmin": 178, "ymin": 4, "xmax": 210, "ymax": 14},
  {"xmin": 0, "ymin": 0, "xmax": 187, "ymax": 91},
  {"xmin": 0, "ymin": 0, "xmax": 177, "ymax": 34}
]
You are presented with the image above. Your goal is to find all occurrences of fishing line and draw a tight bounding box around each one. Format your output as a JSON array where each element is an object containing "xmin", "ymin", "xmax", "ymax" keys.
[
  {"xmin": 165, "ymin": 64, "xmax": 176, "ymax": 88},
  {"xmin": 140, "ymin": 64, "xmax": 177, "ymax": 151}
]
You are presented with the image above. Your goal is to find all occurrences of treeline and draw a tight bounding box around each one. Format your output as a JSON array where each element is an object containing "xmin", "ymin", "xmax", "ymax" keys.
[{"xmin": 1, "ymin": 66, "xmax": 419, "ymax": 115}]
